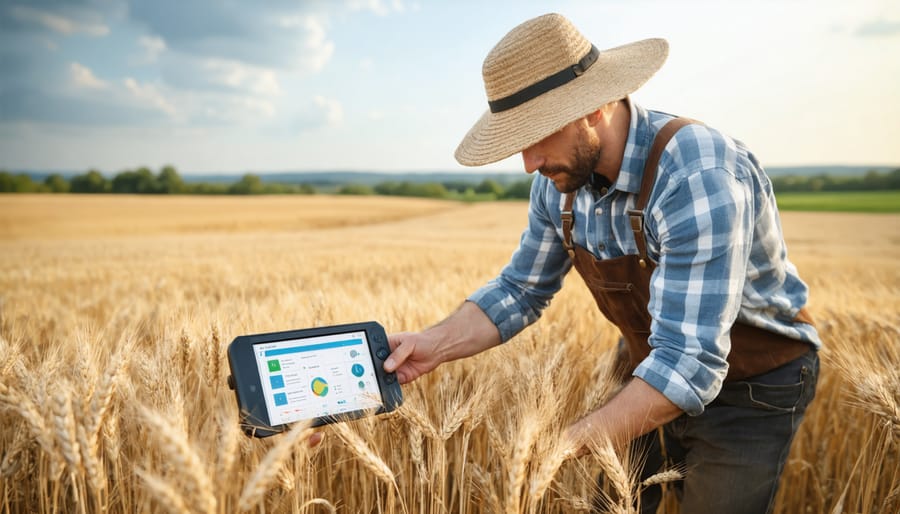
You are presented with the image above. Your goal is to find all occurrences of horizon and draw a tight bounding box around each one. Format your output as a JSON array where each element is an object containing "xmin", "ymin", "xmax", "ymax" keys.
[
  {"xmin": 11, "ymin": 163, "xmax": 898, "ymax": 179},
  {"xmin": 2, "ymin": 0, "xmax": 899, "ymax": 173}
]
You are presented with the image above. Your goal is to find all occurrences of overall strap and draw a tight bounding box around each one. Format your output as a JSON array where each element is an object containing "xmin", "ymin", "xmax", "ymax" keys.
[
  {"xmin": 628, "ymin": 117, "xmax": 700, "ymax": 268},
  {"xmin": 561, "ymin": 192, "xmax": 576, "ymax": 259}
]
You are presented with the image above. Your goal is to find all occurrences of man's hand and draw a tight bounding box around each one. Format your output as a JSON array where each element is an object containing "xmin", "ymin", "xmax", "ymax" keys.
[
  {"xmin": 384, "ymin": 331, "xmax": 445, "ymax": 384},
  {"xmin": 382, "ymin": 301, "xmax": 502, "ymax": 385},
  {"xmin": 563, "ymin": 377, "xmax": 684, "ymax": 457}
]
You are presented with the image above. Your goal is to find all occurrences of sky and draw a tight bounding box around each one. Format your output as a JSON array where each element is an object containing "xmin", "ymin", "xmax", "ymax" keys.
[{"xmin": 1, "ymin": 0, "xmax": 898, "ymax": 175}]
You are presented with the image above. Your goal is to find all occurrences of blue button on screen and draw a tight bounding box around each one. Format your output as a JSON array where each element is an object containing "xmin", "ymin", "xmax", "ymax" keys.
[
  {"xmin": 273, "ymin": 393, "xmax": 288, "ymax": 406},
  {"xmin": 270, "ymin": 375, "xmax": 285, "ymax": 389}
]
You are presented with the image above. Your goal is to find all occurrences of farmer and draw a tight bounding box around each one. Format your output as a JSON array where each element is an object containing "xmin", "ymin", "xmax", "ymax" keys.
[{"xmin": 384, "ymin": 13, "xmax": 820, "ymax": 514}]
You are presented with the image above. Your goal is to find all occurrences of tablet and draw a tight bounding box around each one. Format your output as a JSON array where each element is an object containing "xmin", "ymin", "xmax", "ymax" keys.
[{"xmin": 226, "ymin": 321, "xmax": 402, "ymax": 437}]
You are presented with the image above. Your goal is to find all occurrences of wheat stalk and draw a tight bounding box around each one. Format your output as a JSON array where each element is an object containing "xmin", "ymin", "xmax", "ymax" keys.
[
  {"xmin": 588, "ymin": 436, "xmax": 632, "ymax": 511},
  {"xmin": 51, "ymin": 387, "xmax": 83, "ymax": 476},
  {"xmin": 136, "ymin": 468, "xmax": 190, "ymax": 514},
  {"xmin": 528, "ymin": 435, "xmax": 577, "ymax": 507},
  {"xmin": 505, "ymin": 413, "xmax": 538, "ymax": 514},
  {"xmin": 76, "ymin": 421, "xmax": 105, "ymax": 501},
  {"xmin": 641, "ymin": 468, "xmax": 683, "ymax": 488},
  {"xmin": 398, "ymin": 403, "xmax": 441, "ymax": 440},
  {"xmin": 300, "ymin": 498, "xmax": 337, "ymax": 513},
  {"xmin": 469, "ymin": 463, "xmax": 502, "ymax": 514},
  {"xmin": 205, "ymin": 323, "xmax": 222, "ymax": 391},
  {"xmin": 140, "ymin": 406, "xmax": 216, "ymax": 514},
  {"xmin": 215, "ymin": 410, "xmax": 240, "ymax": 486},
  {"xmin": 408, "ymin": 425, "xmax": 428, "ymax": 485},
  {"xmin": 238, "ymin": 421, "xmax": 313, "ymax": 511},
  {"xmin": 0, "ymin": 384, "xmax": 60, "ymax": 472},
  {"xmin": 332, "ymin": 421, "xmax": 397, "ymax": 487}
]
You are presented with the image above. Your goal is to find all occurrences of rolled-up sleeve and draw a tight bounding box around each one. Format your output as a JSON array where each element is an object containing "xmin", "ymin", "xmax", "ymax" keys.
[
  {"xmin": 634, "ymin": 165, "xmax": 752, "ymax": 415},
  {"xmin": 468, "ymin": 178, "xmax": 571, "ymax": 341}
]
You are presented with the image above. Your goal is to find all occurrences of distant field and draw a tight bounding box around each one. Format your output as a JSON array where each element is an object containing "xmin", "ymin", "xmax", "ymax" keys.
[
  {"xmin": 0, "ymin": 194, "xmax": 458, "ymax": 239},
  {"xmin": 776, "ymin": 191, "xmax": 900, "ymax": 212}
]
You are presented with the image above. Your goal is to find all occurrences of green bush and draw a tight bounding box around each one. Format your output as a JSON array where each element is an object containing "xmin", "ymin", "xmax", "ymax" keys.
[
  {"xmin": 70, "ymin": 170, "xmax": 109, "ymax": 193},
  {"xmin": 338, "ymin": 184, "xmax": 374, "ymax": 195}
]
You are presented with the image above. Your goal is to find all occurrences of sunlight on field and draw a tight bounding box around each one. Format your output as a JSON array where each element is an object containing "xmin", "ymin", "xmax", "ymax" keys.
[
  {"xmin": 0, "ymin": 194, "xmax": 458, "ymax": 239},
  {"xmin": 0, "ymin": 195, "xmax": 897, "ymax": 513}
]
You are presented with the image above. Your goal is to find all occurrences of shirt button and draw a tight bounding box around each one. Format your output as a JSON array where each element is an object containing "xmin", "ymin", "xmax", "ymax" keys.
[
  {"xmin": 597, "ymin": 243, "xmax": 606, "ymax": 251},
  {"xmin": 600, "ymin": 187, "xmax": 609, "ymax": 195},
  {"xmin": 594, "ymin": 207, "xmax": 603, "ymax": 215}
]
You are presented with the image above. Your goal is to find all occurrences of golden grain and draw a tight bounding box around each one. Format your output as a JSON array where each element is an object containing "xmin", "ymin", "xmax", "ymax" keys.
[
  {"xmin": 237, "ymin": 422, "xmax": 313, "ymax": 511},
  {"xmin": 0, "ymin": 195, "xmax": 897, "ymax": 514}
]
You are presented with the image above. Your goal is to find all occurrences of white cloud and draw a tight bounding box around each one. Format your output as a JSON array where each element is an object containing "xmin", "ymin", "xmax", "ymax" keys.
[
  {"xmin": 314, "ymin": 95, "xmax": 344, "ymax": 126},
  {"xmin": 200, "ymin": 59, "xmax": 282, "ymax": 96},
  {"xmin": 10, "ymin": 5, "xmax": 109, "ymax": 36},
  {"xmin": 196, "ymin": 95, "xmax": 276, "ymax": 123},
  {"xmin": 70, "ymin": 62, "xmax": 108, "ymax": 90},
  {"xmin": 347, "ymin": 0, "xmax": 407, "ymax": 16},
  {"xmin": 123, "ymin": 78, "xmax": 178, "ymax": 117},
  {"xmin": 298, "ymin": 16, "xmax": 334, "ymax": 73},
  {"xmin": 235, "ymin": 97, "xmax": 276, "ymax": 119},
  {"xmin": 138, "ymin": 35, "xmax": 167, "ymax": 63}
]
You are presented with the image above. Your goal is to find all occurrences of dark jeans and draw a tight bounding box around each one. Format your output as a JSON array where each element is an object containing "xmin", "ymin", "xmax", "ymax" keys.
[{"xmin": 635, "ymin": 350, "xmax": 819, "ymax": 514}]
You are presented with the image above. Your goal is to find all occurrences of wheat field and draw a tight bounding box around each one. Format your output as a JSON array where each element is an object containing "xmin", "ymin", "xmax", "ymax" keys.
[{"xmin": 0, "ymin": 194, "xmax": 897, "ymax": 514}]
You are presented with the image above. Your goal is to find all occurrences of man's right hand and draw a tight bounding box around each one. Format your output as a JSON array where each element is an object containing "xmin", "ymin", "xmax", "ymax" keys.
[
  {"xmin": 382, "ymin": 301, "xmax": 502, "ymax": 384},
  {"xmin": 383, "ymin": 331, "xmax": 444, "ymax": 384}
]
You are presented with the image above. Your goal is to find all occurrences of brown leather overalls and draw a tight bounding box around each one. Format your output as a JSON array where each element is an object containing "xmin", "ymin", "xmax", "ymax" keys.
[{"xmin": 561, "ymin": 118, "xmax": 812, "ymax": 382}]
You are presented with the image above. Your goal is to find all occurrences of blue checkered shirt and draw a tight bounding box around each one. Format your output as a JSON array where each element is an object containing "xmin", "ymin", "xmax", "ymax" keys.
[{"xmin": 468, "ymin": 100, "xmax": 821, "ymax": 416}]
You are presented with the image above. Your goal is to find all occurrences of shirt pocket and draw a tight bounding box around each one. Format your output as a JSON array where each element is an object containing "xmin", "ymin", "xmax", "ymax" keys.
[{"xmin": 583, "ymin": 278, "xmax": 653, "ymax": 332}]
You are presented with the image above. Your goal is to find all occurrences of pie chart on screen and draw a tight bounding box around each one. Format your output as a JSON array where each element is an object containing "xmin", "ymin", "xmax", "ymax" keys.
[{"xmin": 310, "ymin": 377, "xmax": 329, "ymax": 397}]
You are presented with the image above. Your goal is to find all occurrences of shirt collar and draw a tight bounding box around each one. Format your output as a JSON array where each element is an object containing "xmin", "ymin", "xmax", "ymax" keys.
[{"xmin": 611, "ymin": 97, "xmax": 653, "ymax": 195}]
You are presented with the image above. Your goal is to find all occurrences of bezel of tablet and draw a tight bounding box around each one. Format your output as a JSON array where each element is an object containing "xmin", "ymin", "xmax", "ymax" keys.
[{"xmin": 226, "ymin": 321, "xmax": 402, "ymax": 438}]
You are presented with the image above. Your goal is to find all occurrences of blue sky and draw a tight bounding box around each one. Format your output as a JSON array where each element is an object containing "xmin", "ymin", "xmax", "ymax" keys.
[{"xmin": 1, "ymin": 0, "xmax": 898, "ymax": 174}]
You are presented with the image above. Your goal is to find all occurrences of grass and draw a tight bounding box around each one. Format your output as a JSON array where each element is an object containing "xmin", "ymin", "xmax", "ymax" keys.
[
  {"xmin": 0, "ymin": 196, "xmax": 897, "ymax": 513},
  {"xmin": 775, "ymin": 190, "xmax": 900, "ymax": 213}
]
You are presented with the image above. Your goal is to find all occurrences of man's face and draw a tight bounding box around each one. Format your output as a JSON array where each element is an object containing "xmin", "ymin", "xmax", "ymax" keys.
[{"xmin": 522, "ymin": 120, "xmax": 600, "ymax": 194}]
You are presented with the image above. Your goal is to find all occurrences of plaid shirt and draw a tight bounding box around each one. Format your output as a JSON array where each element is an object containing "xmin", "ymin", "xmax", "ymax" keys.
[{"xmin": 468, "ymin": 100, "xmax": 821, "ymax": 416}]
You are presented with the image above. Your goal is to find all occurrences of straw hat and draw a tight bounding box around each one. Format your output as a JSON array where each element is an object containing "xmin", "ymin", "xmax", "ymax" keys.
[{"xmin": 455, "ymin": 13, "xmax": 668, "ymax": 166}]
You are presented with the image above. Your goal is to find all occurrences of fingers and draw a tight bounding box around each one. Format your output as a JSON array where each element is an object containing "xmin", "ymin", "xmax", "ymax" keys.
[
  {"xmin": 308, "ymin": 431, "xmax": 324, "ymax": 448},
  {"xmin": 384, "ymin": 335, "xmax": 416, "ymax": 373},
  {"xmin": 387, "ymin": 332, "xmax": 405, "ymax": 351}
]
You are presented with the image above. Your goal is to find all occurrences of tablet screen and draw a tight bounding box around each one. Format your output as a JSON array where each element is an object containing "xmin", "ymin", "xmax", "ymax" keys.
[{"xmin": 253, "ymin": 330, "xmax": 384, "ymax": 426}]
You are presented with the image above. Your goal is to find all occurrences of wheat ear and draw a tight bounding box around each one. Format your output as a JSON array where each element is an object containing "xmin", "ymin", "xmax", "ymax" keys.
[
  {"xmin": 140, "ymin": 406, "xmax": 216, "ymax": 514},
  {"xmin": 238, "ymin": 421, "xmax": 313, "ymax": 511},
  {"xmin": 136, "ymin": 468, "xmax": 190, "ymax": 514},
  {"xmin": 506, "ymin": 413, "xmax": 538, "ymax": 514},
  {"xmin": 641, "ymin": 468, "xmax": 684, "ymax": 488},
  {"xmin": 300, "ymin": 498, "xmax": 337, "ymax": 513},
  {"xmin": 529, "ymin": 435, "xmax": 577, "ymax": 506},
  {"xmin": 51, "ymin": 388, "xmax": 82, "ymax": 475},
  {"xmin": 331, "ymin": 421, "xmax": 396, "ymax": 486}
]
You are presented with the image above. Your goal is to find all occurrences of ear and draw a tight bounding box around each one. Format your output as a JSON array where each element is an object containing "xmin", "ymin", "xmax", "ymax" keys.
[{"xmin": 584, "ymin": 108, "xmax": 605, "ymax": 127}]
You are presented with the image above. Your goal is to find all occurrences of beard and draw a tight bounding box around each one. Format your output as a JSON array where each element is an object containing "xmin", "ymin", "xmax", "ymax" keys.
[{"xmin": 538, "ymin": 128, "xmax": 601, "ymax": 194}]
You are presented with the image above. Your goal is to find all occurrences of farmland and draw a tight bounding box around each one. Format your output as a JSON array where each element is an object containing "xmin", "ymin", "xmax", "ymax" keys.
[
  {"xmin": 0, "ymin": 194, "xmax": 898, "ymax": 513},
  {"xmin": 775, "ymin": 190, "xmax": 900, "ymax": 213}
]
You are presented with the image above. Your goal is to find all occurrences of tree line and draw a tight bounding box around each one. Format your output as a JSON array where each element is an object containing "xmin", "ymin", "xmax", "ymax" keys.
[
  {"xmin": 0, "ymin": 166, "xmax": 535, "ymax": 200},
  {"xmin": 0, "ymin": 167, "xmax": 317, "ymax": 195},
  {"xmin": 1, "ymin": 166, "xmax": 898, "ymax": 200},
  {"xmin": 770, "ymin": 169, "xmax": 900, "ymax": 192}
]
